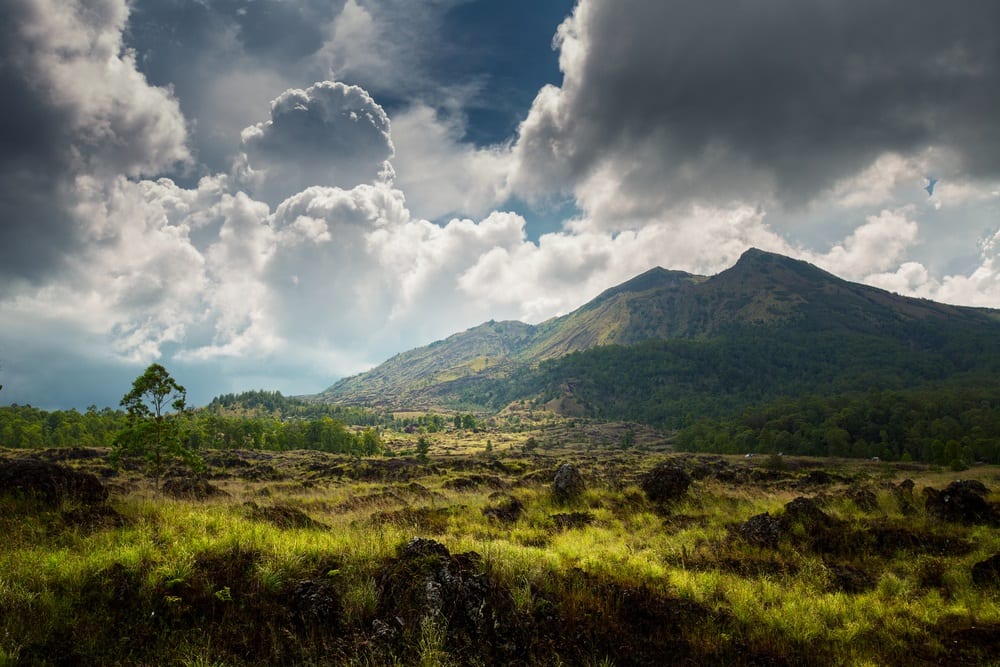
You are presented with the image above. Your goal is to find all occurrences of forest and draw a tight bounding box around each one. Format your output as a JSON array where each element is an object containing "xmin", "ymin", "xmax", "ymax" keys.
[{"xmin": 0, "ymin": 390, "xmax": 485, "ymax": 456}]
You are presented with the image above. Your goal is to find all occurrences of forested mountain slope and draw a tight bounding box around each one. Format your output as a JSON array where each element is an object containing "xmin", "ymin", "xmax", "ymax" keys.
[{"xmin": 318, "ymin": 249, "xmax": 1000, "ymax": 426}]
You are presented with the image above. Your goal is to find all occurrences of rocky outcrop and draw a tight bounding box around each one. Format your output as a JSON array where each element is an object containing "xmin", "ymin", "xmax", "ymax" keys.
[
  {"xmin": 923, "ymin": 480, "xmax": 997, "ymax": 525},
  {"xmin": 0, "ymin": 459, "xmax": 107, "ymax": 505},
  {"xmin": 552, "ymin": 463, "xmax": 585, "ymax": 503},
  {"xmin": 641, "ymin": 462, "xmax": 692, "ymax": 505}
]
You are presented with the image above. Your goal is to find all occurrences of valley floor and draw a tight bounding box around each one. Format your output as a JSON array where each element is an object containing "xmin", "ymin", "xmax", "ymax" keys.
[{"xmin": 1, "ymin": 438, "xmax": 999, "ymax": 666}]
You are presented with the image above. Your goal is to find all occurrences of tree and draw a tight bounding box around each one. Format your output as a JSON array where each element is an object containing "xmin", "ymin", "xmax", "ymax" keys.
[
  {"xmin": 416, "ymin": 436, "xmax": 430, "ymax": 462},
  {"xmin": 113, "ymin": 363, "xmax": 203, "ymax": 492}
]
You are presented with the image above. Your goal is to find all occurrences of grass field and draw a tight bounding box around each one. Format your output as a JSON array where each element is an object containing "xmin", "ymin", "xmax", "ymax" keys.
[{"xmin": 0, "ymin": 429, "xmax": 998, "ymax": 666}]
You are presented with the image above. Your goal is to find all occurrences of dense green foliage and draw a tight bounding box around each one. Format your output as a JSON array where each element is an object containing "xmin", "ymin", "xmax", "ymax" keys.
[
  {"xmin": 467, "ymin": 322, "xmax": 999, "ymax": 418},
  {"xmin": 677, "ymin": 389, "xmax": 1000, "ymax": 464},
  {"xmin": 0, "ymin": 390, "xmax": 384, "ymax": 457},
  {"xmin": 450, "ymin": 319, "xmax": 1000, "ymax": 464},
  {"xmin": 0, "ymin": 404, "xmax": 127, "ymax": 448},
  {"xmin": 207, "ymin": 389, "xmax": 389, "ymax": 425}
]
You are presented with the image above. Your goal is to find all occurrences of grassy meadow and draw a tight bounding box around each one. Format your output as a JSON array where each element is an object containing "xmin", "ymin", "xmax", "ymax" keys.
[{"xmin": 0, "ymin": 424, "xmax": 998, "ymax": 666}]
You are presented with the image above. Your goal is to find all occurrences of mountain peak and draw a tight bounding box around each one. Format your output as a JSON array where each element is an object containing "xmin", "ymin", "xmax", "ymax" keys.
[
  {"xmin": 587, "ymin": 265, "xmax": 700, "ymax": 307},
  {"xmin": 727, "ymin": 247, "xmax": 842, "ymax": 285}
]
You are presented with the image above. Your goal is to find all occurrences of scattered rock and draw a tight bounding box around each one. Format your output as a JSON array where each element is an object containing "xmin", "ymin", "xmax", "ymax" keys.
[
  {"xmin": 923, "ymin": 480, "xmax": 997, "ymax": 525},
  {"xmin": 869, "ymin": 526, "xmax": 972, "ymax": 557},
  {"xmin": 286, "ymin": 578, "xmax": 341, "ymax": 630},
  {"xmin": 781, "ymin": 496, "xmax": 831, "ymax": 528},
  {"xmin": 244, "ymin": 501, "xmax": 327, "ymax": 530},
  {"xmin": 62, "ymin": 504, "xmax": 124, "ymax": 529},
  {"xmin": 442, "ymin": 474, "xmax": 508, "ymax": 491},
  {"xmin": 971, "ymin": 553, "xmax": 1000, "ymax": 588},
  {"xmin": 798, "ymin": 470, "xmax": 834, "ymax": 486},
  {"xmin": 374, "ymin": 538, "xmax": 518, "ymax": 660},
  {"xmin": 640, "ymin": 462, "xmax": 692, "ymax": 505},
  {"xmin": 482, "ymin": 494, "xmax": 524, "ymax": 523},
  {"xmin": 846, "ymin": 486, "xmax": 879, "ymax": 512},
  {"xmin": 0, "ymin": 459, "xmax": 108, "ymax": 505},
  {"xmin": 161, "ymin": 477, "xmax": 228, "ymax": 500},
  {"xmin": 732, "ymin": 512, "xmax": 782, "ymax": 548},
  {"xmin": 552, "ymin": 463, "xmax": 585, "ymax": 503}
]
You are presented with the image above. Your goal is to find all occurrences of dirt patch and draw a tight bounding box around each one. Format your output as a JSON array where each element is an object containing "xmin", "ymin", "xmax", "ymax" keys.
[
  {"xmin": 62, "ymin": 504, "xmax": 125, "ymax": 530},
  {"xmin": 334, "ymin": 489, "xmax": 405, "ymax": 512}
]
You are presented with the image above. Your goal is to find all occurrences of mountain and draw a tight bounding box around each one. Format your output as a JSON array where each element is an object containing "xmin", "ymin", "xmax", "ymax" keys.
[{"xmin": 318, "ymin": 249, "xmax": 1000, "ymax": 420}]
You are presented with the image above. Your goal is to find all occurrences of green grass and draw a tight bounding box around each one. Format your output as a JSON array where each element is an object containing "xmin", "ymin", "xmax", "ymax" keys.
[{"xmin": 1, "ymin": 443, "xmax": 998, "ymax": 665}]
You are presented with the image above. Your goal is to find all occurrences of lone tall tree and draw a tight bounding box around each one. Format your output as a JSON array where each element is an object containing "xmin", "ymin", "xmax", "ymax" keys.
[{"xmin": 114, "ymin": 363, "xmax": 202, "ymax": 491}]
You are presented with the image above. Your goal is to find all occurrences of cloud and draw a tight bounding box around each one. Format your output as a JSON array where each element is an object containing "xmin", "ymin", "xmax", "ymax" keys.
[
  {"xmin": 238, "ymin": 81, "xmax": 394, "ymax": 205},
  {"xmin": 389, "ymin": 104, "xmax": 513, "ymax": 220},
  {"xmin": 124, "ymin": 0, "xmax": 349, "ymax": 173},
  {"xmin": 806, "ymin": 208, "xmax": 920, "ymax": 281},
  {"xmin": 511, "ymin": 0, "xmax": 1000, "ymax": 224},
  {"xmin": 0, "ymin": 0, "xmax": 188, "ymax": 285},
  {"xmin": 866, "ymin": 228, "xmax": 1000, "ymax": 307}
]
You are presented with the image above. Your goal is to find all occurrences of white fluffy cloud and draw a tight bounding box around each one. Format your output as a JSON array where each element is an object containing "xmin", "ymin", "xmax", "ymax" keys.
[
  {"xmin": 389, "ymin": 104, "xmax": 513, "ymax": 220},
  {"xmin": 238, "ymin": 81, "xmax": 394, "ymax": 205}
]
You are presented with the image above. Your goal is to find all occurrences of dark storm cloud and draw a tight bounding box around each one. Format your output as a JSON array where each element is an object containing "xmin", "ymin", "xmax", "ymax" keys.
[
  {"xmin": 0, "ymin": 0, "xmax": 188, "ymax": 286},
  {"xmin": 127, "ymin": 0, "xmax": 340, "ymax": 69},
  {"xmin": 517, "ymin": 0, "xmax": 1000, "ymax": 207}
]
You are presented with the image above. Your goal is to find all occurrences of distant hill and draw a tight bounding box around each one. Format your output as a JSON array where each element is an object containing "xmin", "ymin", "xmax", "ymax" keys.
[{"xmin": 318, "ymin": 249, "xmax": 1000, "ymax": 424}]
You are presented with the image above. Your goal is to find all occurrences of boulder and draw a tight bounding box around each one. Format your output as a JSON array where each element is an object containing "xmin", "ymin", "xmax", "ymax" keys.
[
  {"xmin": 552, "ymin": 463, "xmax": 585, "ymax": 503},
  {"xmin": 640, "ymin": 463, "xmax": 692, "ymax": 505},
  {"xmin": 924, "ymin": 480, "xmax": 996, "ymax": 525},
  {"xmin": 781, "ymin": 496, "xmax": 830, "ymax": 528},
  {"xmin": 374, "ymin": 538, "xmax": 518, "ymax": 659},
  {"xmin": 482, "ymin": 494, "xmax": 524, "ymax": 523},
  {"xmin": 244, "ymin": 501, "xmax": 327, "ymax": 530},
  {"xmin": 287, "ymin": 578, "xmax": 341, "ymax": 630},
  {"xmin": 733, "ymin": 512, "xmax": 782, "ymax": 548},
  {"xmin": 972, "ymin": 554, "xmax": 1000, "ymax": 588},
  {"xmin": 161, "ymin": 477, "xmax": 227, "ymax": 500}
]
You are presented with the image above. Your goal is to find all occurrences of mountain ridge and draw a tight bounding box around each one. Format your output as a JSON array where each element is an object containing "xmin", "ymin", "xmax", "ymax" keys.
[{"xmin": 318, "ymin": 248, "xmax": 1000, "ymax": 412}]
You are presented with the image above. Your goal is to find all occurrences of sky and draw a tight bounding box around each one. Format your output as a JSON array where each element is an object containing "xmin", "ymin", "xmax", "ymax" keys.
[{"xmin": 2, "ymin": 0, "xmax": 1000, "ymax": 410}]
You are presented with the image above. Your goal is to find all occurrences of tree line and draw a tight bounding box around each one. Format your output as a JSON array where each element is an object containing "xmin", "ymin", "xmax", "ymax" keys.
[{"xmin": 675, "ymin": 388, "xmax": 1000, "ymax": 465}]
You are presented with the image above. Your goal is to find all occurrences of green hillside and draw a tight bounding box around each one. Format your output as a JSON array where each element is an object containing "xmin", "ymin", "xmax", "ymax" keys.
[{"xmin": 319, "ymin": 249, "xmax": 1000, "ymax": 417}]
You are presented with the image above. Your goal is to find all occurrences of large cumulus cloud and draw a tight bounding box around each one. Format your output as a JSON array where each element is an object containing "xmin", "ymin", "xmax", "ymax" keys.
[
  {"xmin": 238, "ymin": 81, "xmax": 394, "ymax": 204},
  {"xmin": 511, "ymin": 0, "xmax": 1000, "ymax": 225}
]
